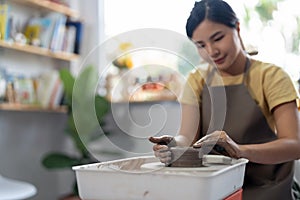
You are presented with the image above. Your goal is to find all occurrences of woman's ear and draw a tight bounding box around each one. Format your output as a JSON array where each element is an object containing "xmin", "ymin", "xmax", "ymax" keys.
[
  {"xmin": 236, "ymin": 22, "xmax": 246, "ymax": 51},
  {"xmin": 236, "ymin": 22, "xmax": 240, "ymax": 33}
]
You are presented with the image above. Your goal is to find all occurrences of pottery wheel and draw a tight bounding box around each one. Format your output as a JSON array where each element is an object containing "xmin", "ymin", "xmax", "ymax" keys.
[{"xmin": 140, "ymin": 161, "xmax": 227, "ymax": 172}]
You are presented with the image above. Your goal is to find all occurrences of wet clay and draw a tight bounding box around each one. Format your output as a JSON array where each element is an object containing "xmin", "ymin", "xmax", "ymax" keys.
[{"xmin": 168, "ymin": 147, "xmax": 203, "ymax": 167}]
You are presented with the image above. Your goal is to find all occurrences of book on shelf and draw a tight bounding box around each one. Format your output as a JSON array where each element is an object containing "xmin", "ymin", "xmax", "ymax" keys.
[
  {"xmin": 36, "ymin": 70, "xmax": 63, "ymax": 108},
  {"xmin": 0, "ymin": 1, "xmax": 10, "ymax": 41},
  {"xmin": 22, "ymin": 14, "xmax": 81, "ymax": 54},
  {"xmin": 0, "ymin": 68, "xmax": 6, "ymax": 102},
  {"xmin": 66, "ymin": 20, "xmax": 83, "ymax": 54},
  {"xmin": 0, "ymin": 69, "xmax": 65, "ymax": 109},
  {"xmin": 62, "ymin": 24, "xmax": 76, "ymax": 53},
  {"xmin": 13, "ymin": 77, "xmax": 36, "ymax": 104},
  {"xmin": 24, "ymin": 13, "xmax": 63, "ymax": 49},
  {"xmin": 48, "ymin": 77, "xmax": 64, "ymax": 107},
  {"xmin": 24, "ymin": 16, "xmax": 47, "ymax": 48},
  {"xmin": 0, "ymin": 70, "xmax": 37, "ymax": 105},
  {"xmin": 1, "ymin": 4, "xmax": 82, "ymax": 54},
  {"xmin": 50, "ymin": 13, "xmax": 67, "ymax": 51}
]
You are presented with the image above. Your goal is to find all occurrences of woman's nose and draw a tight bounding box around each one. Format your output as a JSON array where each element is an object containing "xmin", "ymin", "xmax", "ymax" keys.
[{"xmin": 206, "ymin": 44, "xmax": 219, "ymax": 57}]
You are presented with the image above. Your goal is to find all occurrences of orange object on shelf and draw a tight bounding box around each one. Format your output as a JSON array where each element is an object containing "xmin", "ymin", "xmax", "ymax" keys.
[{"xmin": 224, "ymin": 189, "xmax": 243, "ymax": 200}]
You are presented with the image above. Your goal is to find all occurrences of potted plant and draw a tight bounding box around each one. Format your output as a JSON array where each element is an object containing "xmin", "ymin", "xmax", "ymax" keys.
[{"xmin": 42, "ymin": 65, "xmax": 111, "ymax": 199}]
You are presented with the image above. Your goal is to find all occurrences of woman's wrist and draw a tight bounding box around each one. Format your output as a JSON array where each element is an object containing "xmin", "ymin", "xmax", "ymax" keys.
[
  {"xmin": 174, "ymin": 135, "xmax": 193, "ymax": 147},
  {"xmin": 239, "ymin": 144, "xmax": 249, "ymax": 159},
  {"xmin": 167, "ymin": 137, "xmax": 177, "ymax": 147}
]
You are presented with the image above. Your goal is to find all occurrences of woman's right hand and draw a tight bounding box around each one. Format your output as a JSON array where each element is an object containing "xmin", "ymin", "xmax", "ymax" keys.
[{"xmin": 148, "ymin": 135, "xmax": 176, "ymax": 164}]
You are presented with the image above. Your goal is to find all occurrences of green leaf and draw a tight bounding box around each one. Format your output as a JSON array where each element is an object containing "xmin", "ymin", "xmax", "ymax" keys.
[
  {"xmin": 254, "ymin": 0, "xmax": 284, "ymax": 23},
  {"xmin": 73, "ymin": 66, "xmax": 98, "ymax": 123},
  {"xmin": 95, "ymin": 95, "xmax": 110, "ymax": 121},
  {"xmin": 59, "ymin": 68, "xmax": 75, "ymax": 106},
  {"xmin": 42, "ymin": 153, "xmax": 80, "ymax": 169},
  {"xmin": 73, "ymin": 65, "xmax": 98, "ymax": 103},
  {"xmin": 66, "ymin": 116, "xmax": 89, "ymax": 157}
]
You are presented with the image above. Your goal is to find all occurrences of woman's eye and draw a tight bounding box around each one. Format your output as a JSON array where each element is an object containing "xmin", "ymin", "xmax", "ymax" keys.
[
  {"xmin": 214, "ymin": 35, "xmax": 224, "ymax": 42},
  {"xmin": 196, "ymin": 43, "xmax": 205, "ymax": 48}
]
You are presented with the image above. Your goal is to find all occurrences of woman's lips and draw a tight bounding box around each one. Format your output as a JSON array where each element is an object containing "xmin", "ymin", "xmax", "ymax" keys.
[{"xmin": 214, "ymin": 57, "xmax": 225, "ymax": 65}]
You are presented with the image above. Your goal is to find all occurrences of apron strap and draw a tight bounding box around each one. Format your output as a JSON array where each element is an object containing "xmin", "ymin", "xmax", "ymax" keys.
[
  {"xmin": 205, "ymin": 67, "xmax": 215, "ymax": 86},
  {"xmin": 242, "ymin": 57, "xmax": 251, "ymax": 83}
]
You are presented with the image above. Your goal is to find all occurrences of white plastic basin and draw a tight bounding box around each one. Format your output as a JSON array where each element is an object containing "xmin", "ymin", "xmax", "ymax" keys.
[{"xmin": 73, "ymin": 155, "xmax": 248, "ymax": 200}]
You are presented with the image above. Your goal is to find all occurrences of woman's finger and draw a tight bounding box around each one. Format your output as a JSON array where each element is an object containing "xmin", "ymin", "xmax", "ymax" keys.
[
  {"xmin": 149, "ymin": 136, "xmax": 174, "ymax": 145},
  {"xmin": 154, "ymin": 150, "xmax": 171, "ymax": 164},
  {"xmin": 156, "ymin": 150, "xmax": 171, "ymax": 158},
  {"xmin": 194, "ymin": 134, "xmax": 211, "ymax": 143},
  {"xmin": 214, "ymin": 135, "xmax": 240, "ymax": 158},
  {"xmin": 193, "ymin": 137, "xmax": 218, "ymax": 148},
  {"xmin": 194, "ymin": 130, "xmax": 222, "ymax": 144},
  {"xmin": 149, "ymin": 136, "xmax": 163, "ymax": 144},
  {"xmin": 219, "ymin": 143, "xmax": 237, "ymax": 158},
  {"xmin": 159, "ymin": 156, "xmax": 171, "ymax": 164},
  {"xmin": 153, "ymin": 144, "xmax": 169, "ymax": 151}
]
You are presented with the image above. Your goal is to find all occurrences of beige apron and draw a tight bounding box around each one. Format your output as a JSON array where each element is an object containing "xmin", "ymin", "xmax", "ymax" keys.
[{"xmin": 200, "ymin": 58, "xmax": 294, "ymax": 200}]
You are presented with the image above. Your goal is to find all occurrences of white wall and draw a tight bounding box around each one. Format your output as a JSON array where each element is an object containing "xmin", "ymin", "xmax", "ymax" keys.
[{"xmin": 0, "ymin": 111, "xmax": 76, "ymax": 200}]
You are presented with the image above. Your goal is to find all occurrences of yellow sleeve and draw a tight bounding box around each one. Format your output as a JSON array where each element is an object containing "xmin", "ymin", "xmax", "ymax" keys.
[
  {"xmin": 263, "ymin": 65, "xmax": 300, "ymax": 111},
  {"xmin": 178, "ymin": 69, "xmax": 206, "ymax": 106}
]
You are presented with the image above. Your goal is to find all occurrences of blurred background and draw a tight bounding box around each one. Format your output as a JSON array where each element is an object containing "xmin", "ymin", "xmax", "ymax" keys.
[{"xmin": 0, "ymin": 0, "xmax": 299, "ymax": 199}]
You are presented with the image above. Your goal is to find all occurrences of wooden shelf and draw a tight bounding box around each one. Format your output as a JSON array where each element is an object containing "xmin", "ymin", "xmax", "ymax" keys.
[
  {"xmin": 0, "ymin": 40, "xmax": 79, "ymax": 61},
  {"xmin": 10, "ymin": 0, "xmax": 80, "ymax": 18},
  {"xmin": 0, "ymin": 103, "xmax": 68, "ymax": 113}
]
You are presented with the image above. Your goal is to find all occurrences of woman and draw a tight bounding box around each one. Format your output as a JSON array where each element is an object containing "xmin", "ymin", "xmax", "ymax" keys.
[{"xmin": 149, "ymin": 0, "xmax": 300, "ymax": 199}]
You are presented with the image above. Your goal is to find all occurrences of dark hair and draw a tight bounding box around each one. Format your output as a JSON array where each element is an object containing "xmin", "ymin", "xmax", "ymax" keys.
[{"xmin": 186, "ymin": 0, "xmax": 239, "ymax": 38}]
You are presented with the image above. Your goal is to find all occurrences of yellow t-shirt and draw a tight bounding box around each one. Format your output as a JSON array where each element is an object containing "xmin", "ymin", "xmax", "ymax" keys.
[{"xmin": 179, "ymin": 59, "xmax": 299, "ymax": 131}]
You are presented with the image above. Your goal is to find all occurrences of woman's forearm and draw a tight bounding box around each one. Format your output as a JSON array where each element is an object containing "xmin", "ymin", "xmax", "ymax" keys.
[
  {"xmin": 174, "ymin": 135, "xmax": 195, "ymax": 147},
  {"xmin": 240, "ymin": 138, "xmax": 300, "ymax": 164}
]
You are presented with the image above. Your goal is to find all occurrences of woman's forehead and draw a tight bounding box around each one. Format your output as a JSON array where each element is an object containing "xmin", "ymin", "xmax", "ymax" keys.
[{"xmin": 192, "ymin": 20, "xmax": 233, "ymax": 41}]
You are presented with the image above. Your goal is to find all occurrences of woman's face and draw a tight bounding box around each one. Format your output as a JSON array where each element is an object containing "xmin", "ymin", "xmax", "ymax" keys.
[{"xmin": 192, "ymin": 19, "xmax": 242, "ymax": 74}]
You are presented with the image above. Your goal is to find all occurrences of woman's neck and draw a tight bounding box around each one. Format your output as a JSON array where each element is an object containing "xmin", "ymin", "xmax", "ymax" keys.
[{"xmin": 220, "ymin": 52, "xmax": 248, "ymax": 77}]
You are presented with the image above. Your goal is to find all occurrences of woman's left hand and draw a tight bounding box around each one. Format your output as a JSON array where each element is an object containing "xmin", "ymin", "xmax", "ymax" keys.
[{"xmin": 193, "ymin": 130, "xmax": 242, "ymax": 159}]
